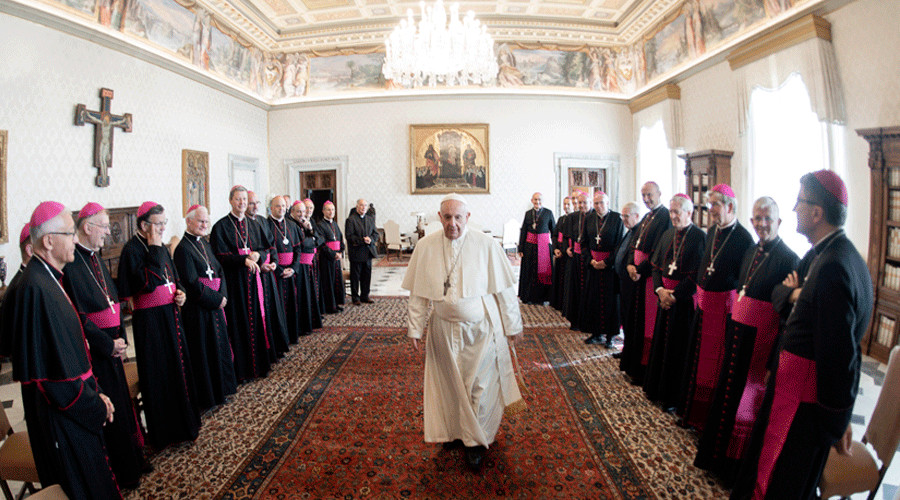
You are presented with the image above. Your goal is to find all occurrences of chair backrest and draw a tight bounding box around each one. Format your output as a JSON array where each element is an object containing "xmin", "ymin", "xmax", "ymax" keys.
[
  {"xmin": 383, "ymin": 220, "xmax": 401, "ymax": 245},
  {"xmin": 424, "ymin": 221, "xmax": 441, "ymax": 236},
  {"xmin": 502, "ymin": 219, "xmax": 519, "ymax": 246},
  {"xmin": 0, "ymin": 404, "xmax": 12, "ymax": 438},
  {"xmin": 864, "ymin": 345, "xmax": 900, "ymax": 467}
]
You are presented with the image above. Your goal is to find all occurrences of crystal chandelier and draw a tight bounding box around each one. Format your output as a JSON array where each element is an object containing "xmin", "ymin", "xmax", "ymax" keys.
[{"xmin": 382, "ymin": 0, "xmax": 498, "ymax": 88}]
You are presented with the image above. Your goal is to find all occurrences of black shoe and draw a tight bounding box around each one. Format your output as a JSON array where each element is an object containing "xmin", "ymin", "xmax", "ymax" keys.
[
  {"xmin": 352, "ymin": 299, "xmax": 361, "ymax": 305},
  {"xmin": 464, "ymin": 445, "xmax": 486, "ymax": 470},
  {"xmin": 442, "ymin": 439, "xmax": 464, "ymax": 450},
  {"xmin": 604, "ymin": 338, "xmax": 614, "ymax": 349},
  {"xmin": 569, "ymin": 325, "xmax": 581, "ymax": 332},
  {"xmin": 361, "ymin": 297, "xmax": 375, "ymax": 304},
  {"xmin": 335, "ymin": 306, "xmax": 344, "ymax": 312},
  {"xmin": 584, "ymin": 336, "xmax": 603, "ymax": 345},
  {"xmin": 611, "ymin": 352, "xmax": 623, "ymax": 359}
]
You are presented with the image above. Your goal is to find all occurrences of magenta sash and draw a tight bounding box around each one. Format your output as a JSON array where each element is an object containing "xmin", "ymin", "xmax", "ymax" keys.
[
  {"xmin": 661, "ymin": 276, "xmax": 680, "ymax": 289},
  {"xmin": 86, "ymin": 302, "xmax": 121, "ymax": 329},
  {"xmin": 133, "ymin": 284, "xmax": 175, "ymax": 310},
  {"xmin": 590, "ymin": 250, "xmax": 611, "ymax": 262},
  {"xmin": 635, "ymin": 249, "xmax": 657, "ymax": 366},
  {"xmin": 557, "ymin": 232, "xmax": 564, "ymax": 243},
  {"xmin": 299, "ymin": 253, "xmax": 315, "ymax": 265},
  {"xmin": 278, "ymin": 252, "xmax": 293, "ymax": 266},
  {"xmin": 754, "ymin": 351, "xmax": 817, "ymax": 498},
  {"xmin": 686, "ymin": 287, "xmax": 737, "ymax": 429},
  {"xmin": 198, "ymin": 277, "xmax": 221, "ymax": 291},
  {"xmin": 573, "ymin": 242, "xmax": 582, "ymax": 254},
  {"xmin": 526, "ymin": 232, "xmax": 552, "ymax": 285},
  {"xmin": 238, "ymin": 247, "xmax": 269, "ymax": 349},
  {"xmin": 326, "ymin": 241, "xmax": 341, "ymax": 251},
  {"xmin": 728, "ymin": 295, "xmax": 780, "ymax": 460}
]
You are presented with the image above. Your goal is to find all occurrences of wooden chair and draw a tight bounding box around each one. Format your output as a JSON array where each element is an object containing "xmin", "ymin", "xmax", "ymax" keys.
[
  {"xmin": 819, "ymin": 346, "xmax": 900, "ymax": 499},
  {"xmin": 0, "ymin": 405, "xmax": 39, "ymax": 500},
  {"xmin": 123, "ymin": 361, "xmax": 141, "ymax": 418},
  {"xmin": 25, "ymin": 484, "xmax": 66, "ymax": 499},
  {"xmin": 498, "ymin": 219, "xmax": 519, "ymax": 256}
]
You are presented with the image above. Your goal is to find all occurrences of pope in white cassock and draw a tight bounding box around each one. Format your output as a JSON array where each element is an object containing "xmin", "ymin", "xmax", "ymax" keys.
[{"xmin": 402, "ymin": 193, "xmax": 525, "ymax": 471}]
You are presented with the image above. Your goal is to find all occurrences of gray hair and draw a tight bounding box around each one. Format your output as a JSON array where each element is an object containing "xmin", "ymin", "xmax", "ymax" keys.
[
  {"xmin": 185, "ymin": 205, "xmax": 207, "ymax": 221},
  {"xmin": 707, "ymin": 190, "xmax": 736, "ymax": 211},
  {"xmin": 229, "ymin": 185, "xmax": 248, "ymax": 200},
  {"xmin": 752, "ymin": 196, "xmax": 779, "ymax": 220},
  {"xmin": 671, "ymin": 195, "xmax": 694, "ymax": 213},
  {"xmin": 621, "ymin": 201, "xmax": 641, "ymax": 216},
  {"xmin": 31, "ymin": 213, "xmax": 66, "ymax": 247}
]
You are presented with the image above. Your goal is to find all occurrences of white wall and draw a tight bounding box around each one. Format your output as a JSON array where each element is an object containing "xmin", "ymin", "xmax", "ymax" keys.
[
  {"xmin": 268, "ymin": 96, "xmax": 634, "ymax": 236},
  {"xmin": 0, "ymin": 12, "xmax": 269, "ymax": 272},
  {"xmin": 679, "ymin": 0, "xmax": 900, "ymax": 259}
]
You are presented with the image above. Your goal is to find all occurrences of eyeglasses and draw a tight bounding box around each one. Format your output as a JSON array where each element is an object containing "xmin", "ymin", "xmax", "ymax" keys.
[
  {"xmin": 795, "ymin": 197, "xmax": 818, "ymax": 207},
  {"xmin": 88, "ymin": 222, "xmax": 111, "ymax": 230},
  {"xmin": 48, "ymin": 231, "xmax": 77, "ymax": 239},
  {"xmin": 148, "ymin": 219, "xmax": 168, "ymax": 227}
]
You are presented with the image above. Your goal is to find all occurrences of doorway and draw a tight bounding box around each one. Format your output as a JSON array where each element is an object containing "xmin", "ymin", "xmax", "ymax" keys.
[{"xmin": 300, "ymin": 169, "xmax": 336, "ymax": 221}]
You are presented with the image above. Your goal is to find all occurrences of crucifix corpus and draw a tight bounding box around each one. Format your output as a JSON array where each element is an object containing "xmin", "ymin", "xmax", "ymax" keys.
[{"xmin": 75, "ymin": 88, "xmax": 133, "ymax": 187}]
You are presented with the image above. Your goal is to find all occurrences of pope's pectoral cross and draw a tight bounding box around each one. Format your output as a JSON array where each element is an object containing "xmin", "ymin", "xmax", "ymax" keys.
[{"xmin": 75, "ymin": 88, "xmax": 133, "ymax": 188}]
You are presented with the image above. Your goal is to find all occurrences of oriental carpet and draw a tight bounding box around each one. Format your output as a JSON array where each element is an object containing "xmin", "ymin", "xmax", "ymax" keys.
[{"xmin": 126, "ymin": 299, "xmax": 726, "ymax": 499}]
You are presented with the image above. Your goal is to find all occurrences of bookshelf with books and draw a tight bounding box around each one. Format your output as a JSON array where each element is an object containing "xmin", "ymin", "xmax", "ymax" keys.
[
  {"xmin": 860, "ymin": 126, "xmax": 900, "ymax": 363},
  {"xmin": 680, "ymin": 150, "xmax": 733, "ymax": 229}
]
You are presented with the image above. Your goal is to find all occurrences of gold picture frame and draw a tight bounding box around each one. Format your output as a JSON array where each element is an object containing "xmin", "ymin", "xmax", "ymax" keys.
[
  {"xmin": 0, "ymin": 131, "xmax": 7, "ymax": 244},
  {"xmin": 410, "ymin": 123, "xmax": 489, "ymax": 194},
  {"xmin": 182, "ymin": 149, "xmax": 209, "ymax": 216}
]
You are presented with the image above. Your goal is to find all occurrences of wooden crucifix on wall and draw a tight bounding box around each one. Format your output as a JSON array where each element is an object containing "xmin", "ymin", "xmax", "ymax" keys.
[{"xmin": 75, "ymin": 88, "xmax": 132, "ymax": 187}]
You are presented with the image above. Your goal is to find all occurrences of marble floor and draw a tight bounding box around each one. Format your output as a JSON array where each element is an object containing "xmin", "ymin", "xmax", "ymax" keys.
[{"xmin": 1, "ymin": 261, "xmax": 897, "ymax": 499}]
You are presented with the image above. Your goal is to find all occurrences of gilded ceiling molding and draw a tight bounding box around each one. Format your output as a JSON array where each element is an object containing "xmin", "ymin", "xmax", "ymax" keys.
[
  {"xmin": 727, "ymin": 14, "xmax": 831, "ymax": 70},
  {"xmin": 627, "ymin": 83, "xmax": 680, "ymax": 114}
]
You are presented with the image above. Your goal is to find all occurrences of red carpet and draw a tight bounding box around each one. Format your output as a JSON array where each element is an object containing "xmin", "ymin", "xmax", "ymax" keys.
[{"xmin": 220, "ymin": 328, "xmax": 648, "ymax": 498}]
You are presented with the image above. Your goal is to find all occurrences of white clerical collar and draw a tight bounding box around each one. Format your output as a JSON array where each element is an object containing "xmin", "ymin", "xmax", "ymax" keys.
[
  {"xmin": 231, "ymin": 212, "xmax": 245, "ymax": 221},
  {"xmin": 813, "ymin": 228, "xmax": 842, "ymax": 248},
  {"xmin": 324, "ymin": 217, "xmax": 333, "ymax": 222},
  {"xmin": 271, "ymin": 216, "xmax": 285, "ymax": 222},
  {"xmin": 186, "ymin": 230, "xmax": 202, "ymax": 240},
  {"xmin": 358, "ymin": 213, "xmax": 366, "ymax": 219},
  {"xmin": 717, "ymin": 218, "xmax": 737, "ymax": 230},
  {"xmin": 77, "ymin": 242, "xmax": 97, "ymax": 255}
]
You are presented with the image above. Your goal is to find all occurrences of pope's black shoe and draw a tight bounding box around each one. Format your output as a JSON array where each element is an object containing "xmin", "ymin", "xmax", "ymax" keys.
[
  {"xmin": 464, "ymin": 445, "xmax": 486, "ymax": 470},
  {"xmin": 442, "ymin": 439, "xmax": 464, "ymax": 450}
]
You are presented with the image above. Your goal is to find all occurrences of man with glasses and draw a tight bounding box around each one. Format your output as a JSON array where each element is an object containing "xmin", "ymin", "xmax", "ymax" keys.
[
  {"xmin": 174, "ymin": 204, "xmax": 237, "ymax": 411},
  {"xmin": 679, "ymin": 184, "xmax": 753, "ymax": 431},
  {"xmin": 63, "ymin": 202, "xmax": 146, "ymax": 488},
  {"xmin": 731, "ymin": 171, "xmax": 873, "ymax": 500},
  {"xmin": 345, "ymin": 198, "xmax": 378, "ymax": 305},
  {"xmin": 7, "ymin": 201, "xmax": 120, "ymax": 498},
  {"xmin": 118, "ymin": 201, "xmax": 200, "ymax": 450},
  {"xmin": 612, "ymin": 202, "xmax": 641, "ymax": 359}
]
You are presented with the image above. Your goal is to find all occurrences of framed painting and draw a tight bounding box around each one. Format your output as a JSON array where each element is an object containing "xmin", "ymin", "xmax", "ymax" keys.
[
  {"xmin": 0, "ymin": 131, "xmax": 7, "ymax": 244},
  {"xmin": 182, "ymin": 149, "xmax": 209, "ymax": 215},
  {"xmin": 410, "ymin": 123, "xmax": 489, "ymax": 194}
]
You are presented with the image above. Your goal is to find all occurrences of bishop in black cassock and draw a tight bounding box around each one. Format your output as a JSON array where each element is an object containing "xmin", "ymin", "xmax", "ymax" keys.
[
  {"xmin": 317, "ymin": 201, "xmax": 345, "ymax": 314},
  {"xmin": 174, "ymin": 205, "xmax": 237, "ymax": 411},
  {"xmin": 0, "ymin": 223, "xmax": 32, "ymax": 362},
  {"xmin": 731, "ymin": 172, "xmax": 872, "ymax": 500},
  {"xmin": 643, "ymin": 195, "xmax": 705, "ymax": 409},
  {"xmin": 64, "ymin": 203, "xmax": 145, "ymax": 488},
  {"xmin": 563, "ymin": 195, "xmax": 589, "ymax": 330},
  {"xmin": 266, "ymin": 197, "xmax": 303, "ymax": 343},
  {"xmin": 695, "ymin": 198, "xmax": 798, "ymax": 486},
  {"xmin": 248, "ymin": 197, "xmax": 290, "ymax": 358},
  {"xmin": 622, "ymin": 182, "xmax": 671, "ymax": 383},
  {"xmin": 550, "ymin": 198, "xmax": 572, "ymax": 311},
  {"xmin": 117, "ymin": 202, "xmax": 200, "ymax": 450},
  {"xmin": 10, "ymin": 202, "xmax": 120, "ymax": 499},
  {"xmin": 679, "ymin": 185, "xmax": 754, "ymax": 430},
  {"xmin": 580, "ymin": 192, "xmax": 623, "ymax": 346},
  {"xmin": 211, "ymin": 187, "xmax": 276, "ymax": 382},
  {"xmin": 518, "ymin": 193, "xmax": 555, "ymax": 305}
]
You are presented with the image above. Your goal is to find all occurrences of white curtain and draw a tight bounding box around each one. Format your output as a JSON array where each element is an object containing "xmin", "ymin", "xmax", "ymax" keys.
[
  {"xmin": 735, "ymin": 36, "xmax": 845, "ymax": 136},
  {"xmin": 632, "ymin": 97, "xmax": 684, "ymax": 151}
]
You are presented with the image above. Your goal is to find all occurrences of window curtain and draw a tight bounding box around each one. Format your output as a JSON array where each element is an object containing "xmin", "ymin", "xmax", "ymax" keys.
[{"xmin": 633, "ymin": 97, "xmax": 684, "ymax": 151}]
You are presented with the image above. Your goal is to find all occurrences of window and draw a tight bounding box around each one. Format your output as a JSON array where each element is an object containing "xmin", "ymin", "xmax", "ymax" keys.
[
  {"xmin": 637, "ymin": 119, "xmax": 684, "ymax": 204},
  {"xmin": 747, "ymin": 73, "xmax": 844, "ymax": 255}
]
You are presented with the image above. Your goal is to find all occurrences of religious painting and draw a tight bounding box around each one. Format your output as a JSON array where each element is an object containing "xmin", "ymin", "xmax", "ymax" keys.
[
  {"xmin": 123, "ymin": 0, "xmax": 195, "ymax": 57},
  {"xmin": 410, "ymin": 124, "xmax": 489, "ymax": 195},
  {"xmin": 182, "ymin": 149, "xmax": 209, "ymax": 216},
  {"xmin": 0, "ymin": 131, "xmax": 7, "ymax": 244},
  {"xmin": 309, "ymin": 54, "xmax": 385, "ymax": 95}
]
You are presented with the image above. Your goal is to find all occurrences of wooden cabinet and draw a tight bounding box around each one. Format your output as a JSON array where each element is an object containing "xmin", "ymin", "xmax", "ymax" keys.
[
  {"xmin": 860, "ymin": 126, "xmax": 900, "ymax": 363},
  {"xmin": 99, "ymin": 206, "xmax": 138, "ymax": 279},
  {"xmin": 680, "ymin": 149, "xmax": 733, "ymax": 229}
]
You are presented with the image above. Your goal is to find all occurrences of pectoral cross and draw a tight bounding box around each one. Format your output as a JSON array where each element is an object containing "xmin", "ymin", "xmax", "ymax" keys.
[
  {"xmin": 635, "ymin": 238, "xmax": 640, "ymax": 248},
  {"xmin": 595, "ymin": 234, "xmax": 601, "ymax": 245},
  {"xmin": 74, "ymin": 88, "xmax": 133, "ymax": 187},
  {"xmin": 706, "ymin": 262, "xmax": 715, "ymax": 275},
  {"xmin": 163, "ymin": 275, "xmax": 175, "ymax": 294},
  {"xmin": 108, "ymin": 297, "xmax": 117, "ymax": 314},
  {"xmin": 205, "ymin": 266, "xmax": 215, "ymax": 280},
  {"xmin": 668, "ymin": 261, "xmax": 678, "ymax": 275},
  {"xmin": 532, "ymin": 222, "xmax": 536, "ymax": 230},
  {"xmin": 443, "ymin": 279, "xmax": 450, "ymax": 296},
  {"xmin": 738, "ymin": 286, "xmax": 746, "ymax": 301}
]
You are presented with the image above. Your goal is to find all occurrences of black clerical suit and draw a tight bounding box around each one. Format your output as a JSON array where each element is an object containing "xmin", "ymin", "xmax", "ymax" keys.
[{"xmin": 345, "ymin": 211, "xmax": 378, "ymax": 302}]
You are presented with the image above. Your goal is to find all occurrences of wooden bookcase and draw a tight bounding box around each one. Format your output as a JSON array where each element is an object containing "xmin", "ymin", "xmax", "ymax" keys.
[
  {"xmin": 680, "ymin": 149, "xmax": 733, "ymax": 229},
  {"xmin": 860, "ymin": 127, "xmax": 900, "ymax": 363}
]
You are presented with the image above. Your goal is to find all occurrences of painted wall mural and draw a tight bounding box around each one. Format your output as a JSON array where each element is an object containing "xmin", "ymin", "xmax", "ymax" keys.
[{"xmin": 39, "ymin": 0, "xmax": 805, "ymax": 100}]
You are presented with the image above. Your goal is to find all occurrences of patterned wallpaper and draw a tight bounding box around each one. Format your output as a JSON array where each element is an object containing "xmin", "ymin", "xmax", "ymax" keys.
[
  {"xmin": 268, "ymin": 97, "xmax": 634, "ymax": 236},
  {"xmin": 0, "ymin": 13, "xmax": 269, "ymax": 273}
]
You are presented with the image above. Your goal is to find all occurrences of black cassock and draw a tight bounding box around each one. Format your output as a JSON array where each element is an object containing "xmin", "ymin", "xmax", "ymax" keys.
[
  {"xmin": 563, "ymin": 210, "xmax": 588, "ymax": 328},
  {"xmin": 550, "ymin": 214, "xmax": 569, "ymax": 311},
  {"xmin": 0, "ymin": 264, "xmax": 27, "ymax": 361},
  {"xmin": 695, "ymin": 237, "xmax": 798, "ymax": 486},
  {"xmin": 679, "ymin": 222, "xmax": 754, "ymax": 429},
  {"xmin": 211, "ymin": 214, "xmax": 276, "ymax": 382},
  {"xmin": 643, "ymin": 225, "xmax": 705, "ymax": 408},
  {"xmin": 731, "ymin": 230, "xmax": 872, "ymax": 500},
  {"xmin": 173, "ymin": 233, "xmax": 237, "ymax": 411},
  {"xmin": 317, "ymin": 218, "xmax": 346, "ymax": 314},
  {"xmin": 293, "ymin": 218, "xmax": 323, "ymax": 332},
  {"xmin": 621, "ymin": 205, "xmax": 671, "ymax": 382},
  {"xmin": 9, "ymin": 257, "xmax": 120, "ymax": 499},
  {"xmin": 252, "ymin": 216, "xmax": 290, "ymax": 357},
  {"xmin": 517, "ymin": 208, "xmax": 555, "ymax": 304},
  {"xmin": 63, "ymin": 245, "xmax": 145, "ymax": 488},
  {"xmin": 579, "ymin": 210, "xmax": 624, "ymax": 341},
  {"xmin": 117, "ymin": 235, "xmax": 200, "ymax": 450},
  {"xmin": 613, "ymin": 230, "xmax": 635, "ymax": 341},
  {"xmin": 266, "ymin": 217, "xmax": 302, "ymax": 344}
]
